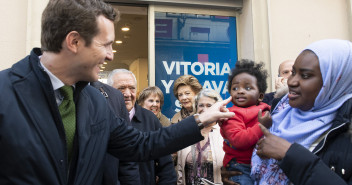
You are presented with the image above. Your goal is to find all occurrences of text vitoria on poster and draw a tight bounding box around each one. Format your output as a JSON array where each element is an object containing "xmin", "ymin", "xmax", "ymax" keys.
[{"xmin": 160, "ymin": 61, "xmax": 231, "ymax": 94}]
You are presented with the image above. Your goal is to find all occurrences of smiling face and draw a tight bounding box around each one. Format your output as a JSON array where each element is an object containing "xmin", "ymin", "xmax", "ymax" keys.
[
  {"xmin": 287, "ymin": 50, "xmax": 323, "ymax": 111},
  {"xmin": 141, "ymin": 94, "xmax": 161, "ymax": 115},
  {"xmin": 112, "ymin": 73, "xmax": 137, "ymax": 112},
  {"xmin": 78, "ymin": 15, "xmax": 115, "ymax": 82},
  {"xmin": 177, "ymin": 85, "xmax": 196, "ymax": 111},
  {"xmin": 230, "ymin": 72, "xmax": 263, "ymax": 107}
]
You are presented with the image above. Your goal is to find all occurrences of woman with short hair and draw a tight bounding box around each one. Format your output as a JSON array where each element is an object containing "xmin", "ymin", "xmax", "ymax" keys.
[{"xmin": 138, "ymin": 86, "xmax": 171, "ymax": 127}]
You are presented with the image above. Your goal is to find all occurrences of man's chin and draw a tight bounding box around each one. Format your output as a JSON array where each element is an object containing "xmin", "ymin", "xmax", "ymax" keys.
[
  {"xmin": 92, "ymin": 76, "xmax": 99, "ymax": 82},
  {"xmin": 89, "ymin": 73, "xmax": 99, "ymax": 82},
  {"xmin": 125, "ymin": 103, "xmax": 133, "ymax": 111}
]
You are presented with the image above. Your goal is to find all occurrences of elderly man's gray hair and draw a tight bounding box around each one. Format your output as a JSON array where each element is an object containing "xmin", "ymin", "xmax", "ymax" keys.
[{"xmin": 107, "ymin": 69, "xmax": 137, "ymax": 86}]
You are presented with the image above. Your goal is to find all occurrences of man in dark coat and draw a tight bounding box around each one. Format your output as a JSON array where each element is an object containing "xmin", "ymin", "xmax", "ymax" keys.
[
  {"xmin": 107, "ymin": 69, "xmax": 176, "ymax": 185},
  {"xmin": 0, "ymin": 1, "xmax": 235, "ymax": 185},
  {"xmin": 91, "ymin": 81, "xmax": 140, "ymax": 185}
]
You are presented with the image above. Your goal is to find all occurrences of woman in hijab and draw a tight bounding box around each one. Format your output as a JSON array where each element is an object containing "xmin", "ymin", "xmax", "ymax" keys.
[{"xmin": 251, "ymin": 39, "xmax": 352, "ymax": 185}]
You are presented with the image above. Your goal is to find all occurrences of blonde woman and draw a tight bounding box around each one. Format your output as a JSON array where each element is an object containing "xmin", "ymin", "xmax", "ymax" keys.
[{"xmin": 171, "ymin": 75, "xmax": 202, "ymax": 124}]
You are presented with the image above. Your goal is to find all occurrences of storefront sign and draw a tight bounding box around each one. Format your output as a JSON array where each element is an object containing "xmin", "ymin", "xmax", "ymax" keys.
[{"xmin": 155, "ymin": 12, "xmax": 237, "ymax": 119}]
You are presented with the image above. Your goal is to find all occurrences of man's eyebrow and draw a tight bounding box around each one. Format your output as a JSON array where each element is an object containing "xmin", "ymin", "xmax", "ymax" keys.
[{"xmin": 105, "ymin": 41, "xmax": 114, "ymax": 45}]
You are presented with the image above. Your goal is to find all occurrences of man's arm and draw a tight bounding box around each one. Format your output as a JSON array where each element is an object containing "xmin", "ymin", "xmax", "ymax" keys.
[
  {"xmin": 108, "ymin": 115, "xmax": 203, "ymax": 161},
  {"xmin": 108, "ymin": 97, "xmax": 235, "ymax": 162}
]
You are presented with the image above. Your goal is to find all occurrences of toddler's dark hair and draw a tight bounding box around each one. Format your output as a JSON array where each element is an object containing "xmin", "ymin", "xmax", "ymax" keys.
[{"xmin": 227, "ymin": 59, "xmax": 268, "ymax": 94}]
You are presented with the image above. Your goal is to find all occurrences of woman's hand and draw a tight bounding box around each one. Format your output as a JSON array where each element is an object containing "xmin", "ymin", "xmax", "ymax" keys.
[
  {"xmin": 256, "ymin": 124, "xmax": 291, "ymax": 160},
  {"xmin": 221, "ymin": 167, "xmax": 242, "ymax": 185}
]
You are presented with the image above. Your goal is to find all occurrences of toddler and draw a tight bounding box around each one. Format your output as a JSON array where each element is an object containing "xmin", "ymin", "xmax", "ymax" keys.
[{"xmin": 220, "ymin": 59, "xmax": 272, "ymax": 185}]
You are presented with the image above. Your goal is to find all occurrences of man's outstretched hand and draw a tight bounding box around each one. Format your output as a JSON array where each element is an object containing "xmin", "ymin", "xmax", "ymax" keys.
[{"xmin": 198, "ymin": 97, "xmax": 235, "ymax": 127}]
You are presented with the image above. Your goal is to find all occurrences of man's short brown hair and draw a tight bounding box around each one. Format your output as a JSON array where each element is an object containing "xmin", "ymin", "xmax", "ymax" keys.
[{"xmin": 41, "ymin": 0, "xmax": 118, "ymax": 53}]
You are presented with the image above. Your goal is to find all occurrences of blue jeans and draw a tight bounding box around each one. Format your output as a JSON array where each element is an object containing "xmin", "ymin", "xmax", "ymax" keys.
[{"xmin": 227, "ymin": 159, "xmax": 254, "ymax": 185}]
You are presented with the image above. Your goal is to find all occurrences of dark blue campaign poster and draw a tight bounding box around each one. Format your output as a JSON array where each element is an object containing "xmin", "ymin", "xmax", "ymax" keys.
[{"xmin": 155, "ymin": 12, "xmax": 237, "ymax": 119}]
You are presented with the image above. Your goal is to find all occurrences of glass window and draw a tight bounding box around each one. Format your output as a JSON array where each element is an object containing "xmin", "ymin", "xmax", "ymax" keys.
[{"xmin": 154, "ymin": 12, "xmax": 237, "ymax": 118}]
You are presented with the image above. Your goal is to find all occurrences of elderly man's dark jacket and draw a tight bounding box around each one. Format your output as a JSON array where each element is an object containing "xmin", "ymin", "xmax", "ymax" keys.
[
  {"xmin": 131, "ymin": 104, "xmax": 176, "ymax": 185},
  {"xmin": 0, "ymin": 48, "xmax": 203, "ymax": 185},
  {"xmin": 91, "ymin": 81, "xmax": 140, "ymax": 185}
]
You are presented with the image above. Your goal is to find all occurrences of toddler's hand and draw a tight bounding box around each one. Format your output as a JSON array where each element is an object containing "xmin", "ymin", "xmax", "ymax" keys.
[{"xmin": 258, "ymin": 109, "xmax": 272, "ymax": 129}]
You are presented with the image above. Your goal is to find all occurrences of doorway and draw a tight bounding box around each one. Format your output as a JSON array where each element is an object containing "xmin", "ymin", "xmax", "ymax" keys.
[{"xmin": 99, "ymin": 4, "xmax": 149, "ymax": 92}]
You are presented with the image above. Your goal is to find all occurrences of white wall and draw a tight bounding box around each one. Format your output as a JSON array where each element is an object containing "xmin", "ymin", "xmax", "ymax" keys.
[
  {"xmin": 237, "ymin": 0, "xmax": 255, "ymax": 60},
  {"xmin": 0, "ymin": 0, "xmax": 47, "ymax": 70},
  {"xmin": 0, "ymin": 1, "xmax": 28, "ymax": 70},
  {"xmin": 130, "ymin": 58, "xmax": 149, "ymax": 92},
  {"xmin": 267, "ymin": 0, "xmax": 350, "ymax": 89}
]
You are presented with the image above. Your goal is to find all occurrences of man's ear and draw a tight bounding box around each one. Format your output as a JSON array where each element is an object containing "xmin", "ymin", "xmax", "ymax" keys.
[
  {"xmin": 258, "ymin": 93, "xmax": 265, "ymax": 102},
  {"xmin": 65, "ymin": 31, "xmax": 81, "ymax": 53}
]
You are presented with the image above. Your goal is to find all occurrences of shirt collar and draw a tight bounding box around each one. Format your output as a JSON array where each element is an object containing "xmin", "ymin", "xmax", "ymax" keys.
[
  {"xmin": 129, "ymin": 106, "xmax": 136, "ymax": 121},
  {"xmin": 39, "ymin": 61, "xmax": 64, "ymax": 91}
]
